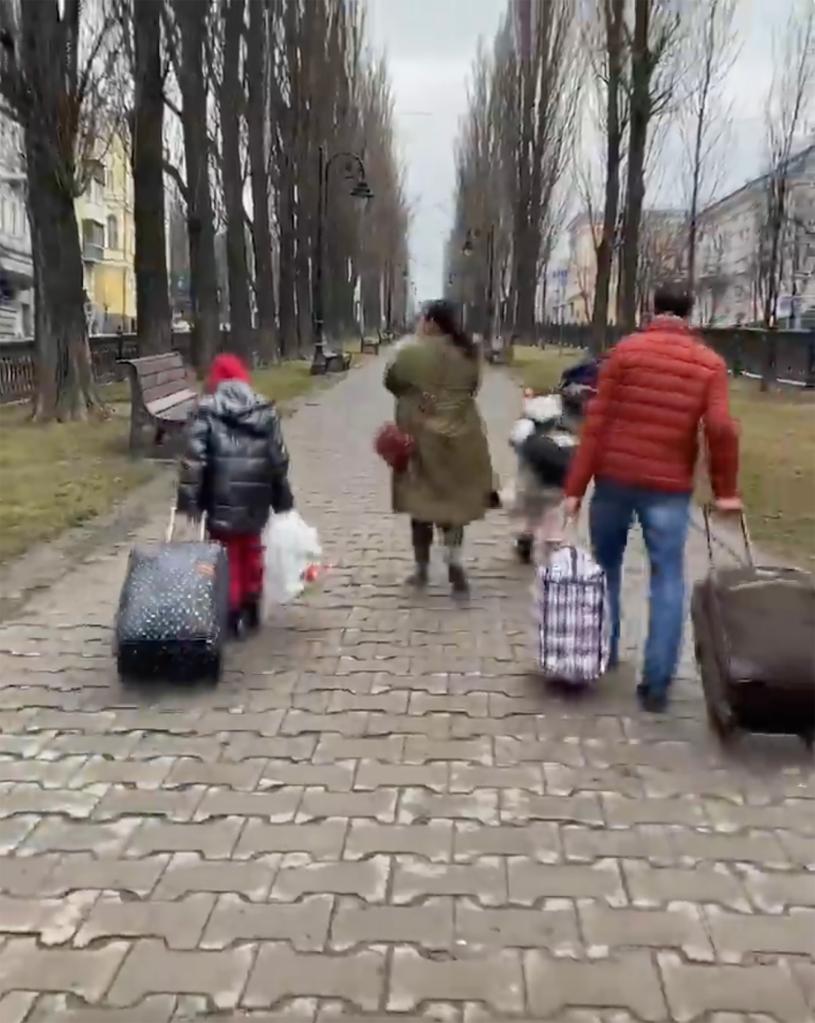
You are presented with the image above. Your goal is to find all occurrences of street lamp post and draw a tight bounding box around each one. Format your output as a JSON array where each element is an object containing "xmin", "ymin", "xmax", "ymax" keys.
[
  {"xmin": 462, "ymin": 225, "xmax": 496, "ymax": 344},
  {"xmin": 312, "ymin": 145, "xmax": 373, "ymax": 360}
]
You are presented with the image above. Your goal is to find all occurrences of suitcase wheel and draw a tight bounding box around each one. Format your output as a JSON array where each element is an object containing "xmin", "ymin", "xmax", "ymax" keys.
[{"xmin": 202, "ymin": 653, "xmax": 222, "ymax": 686}]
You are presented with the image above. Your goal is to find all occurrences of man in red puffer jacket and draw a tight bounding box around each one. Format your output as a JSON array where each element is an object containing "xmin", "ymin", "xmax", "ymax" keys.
[{"xmin": 564, "ymin": 284, "xmax": 741, "ymax": 712}]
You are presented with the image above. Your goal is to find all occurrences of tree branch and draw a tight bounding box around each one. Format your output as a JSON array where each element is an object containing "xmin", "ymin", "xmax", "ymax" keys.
[{"xmin": 163, "ymin": 158, "xmax": 189, "ymax": 203}]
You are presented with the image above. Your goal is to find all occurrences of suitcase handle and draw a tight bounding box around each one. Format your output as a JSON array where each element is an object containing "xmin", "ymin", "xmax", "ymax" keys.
[
  {"xmin": 703, "ymin": 505, "xmax": 754, "ymax": 568},
  {"xmin": 166, "ymin": 505, "xmax": 206, "ymax": 544}
]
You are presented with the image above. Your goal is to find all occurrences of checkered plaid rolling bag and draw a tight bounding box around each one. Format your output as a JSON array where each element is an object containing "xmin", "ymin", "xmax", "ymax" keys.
[{"xmin": 535, "ymin": 545, "xmax": 610, "ymax": 686}]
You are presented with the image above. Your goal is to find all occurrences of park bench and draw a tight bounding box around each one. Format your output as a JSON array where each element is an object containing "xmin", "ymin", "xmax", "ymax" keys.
[
  {"xmin": 120, "ymin": 351, "xmax": 198, "ymax": 453},
  {"xmin": 310, "ymin": 342, "xmax": 351, "ymax": 376},
  {"xmin": 485, "ymin": 336, "xmax": 514, "ymax": 365},
  {"xmin": 360, "ymin": 330, "xmax": 381, "ymax": 354}
]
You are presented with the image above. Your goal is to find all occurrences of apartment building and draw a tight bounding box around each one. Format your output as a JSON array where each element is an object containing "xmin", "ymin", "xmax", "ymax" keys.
[
  {"xmin": 696, "ymin": 143, "xmax": 815, "ymax": 326},
  {"xmin": 0, "ymin": 113, "xmax": 33, "ymax": 338},
  {"xmin": 74, "ymin": 133, "xmax": 137, "ymax": 334},
  {"xmin": 547, "ymin": 209, "xmax": 685, "ymax": 325}
]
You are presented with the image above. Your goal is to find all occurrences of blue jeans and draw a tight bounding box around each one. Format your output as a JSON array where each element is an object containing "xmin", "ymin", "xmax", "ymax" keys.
[{"xmin": 590, "ymin": 480, "xmax": 690, "ymax": 695}]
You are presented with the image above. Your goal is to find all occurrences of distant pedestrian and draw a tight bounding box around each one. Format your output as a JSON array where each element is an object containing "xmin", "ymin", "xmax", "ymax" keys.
[
  {"xmin": 384, "ymin": 299, "xmax": 494, "ymax": 597},
  {"xmin": 564, "ymin": 284, "xmax": 741, "ymax": 712},
  {"xmin": 177, "ymin": 353, "xmax": 295, "ymax": 638}
]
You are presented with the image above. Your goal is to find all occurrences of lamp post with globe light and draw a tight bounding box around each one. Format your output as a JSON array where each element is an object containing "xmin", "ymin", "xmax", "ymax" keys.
[
  {"xmin": 462, "ymin": 225, "xmax": 496, "ymax": 345},
  {"xmin": 312, "ymin": 146, "xmax": 373, "ymax": 363}
]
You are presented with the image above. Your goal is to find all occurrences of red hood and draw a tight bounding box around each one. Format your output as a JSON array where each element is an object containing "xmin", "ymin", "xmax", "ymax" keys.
[{"xmin": 206, "ymin": 353, "xmax": 251, "ymax": 393}]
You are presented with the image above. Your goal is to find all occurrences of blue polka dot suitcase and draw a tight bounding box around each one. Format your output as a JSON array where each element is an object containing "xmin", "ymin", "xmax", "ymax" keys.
[{"xmin": 114, "ymin": 508, "xmax": 229, "ymax": 683}]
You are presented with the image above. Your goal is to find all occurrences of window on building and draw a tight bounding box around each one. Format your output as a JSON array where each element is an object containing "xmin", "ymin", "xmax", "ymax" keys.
[
  {"xmin": 86, "ymin": 159, "xmax": 105, "ymax": 203},
  {"xmin": 107, "ymin": 215, "xmax": 119, "ymax": 251}
]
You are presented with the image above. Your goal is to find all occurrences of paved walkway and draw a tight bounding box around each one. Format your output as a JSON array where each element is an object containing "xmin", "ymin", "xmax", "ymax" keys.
[{"xmin": 0, "ymin": 356, "xmax": 813, "ymax": 1023}]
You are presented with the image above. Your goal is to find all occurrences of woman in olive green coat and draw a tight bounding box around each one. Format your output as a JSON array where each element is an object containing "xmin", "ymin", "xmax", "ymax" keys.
[{"xmin": 384, "ymin": 299, "xmax": 494, "ymax": 595}]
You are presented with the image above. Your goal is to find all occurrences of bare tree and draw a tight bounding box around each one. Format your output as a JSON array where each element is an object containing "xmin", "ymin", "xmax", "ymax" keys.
[
  {"xmin": 218, "ymin": 0, "xmax": 252, "ymax": 358},
  {"xmin": 245, "ymin": 0, "xmax": 277, "ymax": 360},
  {"xmin": 452, "ymin": 1, "xmax": 582, "ymax": 342},
  {"xmin": 761, "ymin": 0, "xmax": 815, "ymax": 329},
  {"xmin": 618, "ymin": 0, "xmax": 681, "ymax": 330},
  {"xmin": 0, "ymin": 0, "xmax": 122, "ymax": 420},
  {"xmin": 588, "ymin": 0, "xmax": 626, "ymax": 350},
  {"xmin": 684, "ymin": 0, "xmax": 738, "ymax": 294},
  {"xmin": 508, "ymin": 0, "xmax": 582, "ymax": 338},
  {"xmin": 128, "ymin": 0, "xmax": 171, "ymax": 357},
  {"xmin": 166, "ymin": 0, "xmax": 220, "ymax": 372}
]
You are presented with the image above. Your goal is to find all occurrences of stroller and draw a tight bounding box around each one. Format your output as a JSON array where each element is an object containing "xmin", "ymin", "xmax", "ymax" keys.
[{"xmin": 558, "ymin": 355, "xmax": 601, "ymax": 422}]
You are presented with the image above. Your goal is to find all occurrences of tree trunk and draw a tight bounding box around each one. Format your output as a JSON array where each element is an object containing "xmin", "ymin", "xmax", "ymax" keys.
[
  {"xmin": 295, "ymin": 211, "xmax": 312, "ymax": 353},
  {"xmin": 133, "ymin": 0, "xmax": 171, "ymax": 357},
  {"xmin": 277, "ymin": 173, "xmax": 297, "ymax": 357},
  {"xmin": 19, "ymin": 0, "xmax": 103, "ymax": 421},
  {"xmin": 220, "ymin": 0, "xmax": 252, "ymax": 360},
  {"xmin": 246, "ymin": 0, "xmax": 277, "ymax": 361},
  {"xmin": 26, "ymin": 128, "xmax": 102, "ymax": 421},
  {"xmin": 591, "ymin": 0, "xmax": 624, "ymax": 352},
  {"xmin": 175, "ymin": 0, "xmax": 220, "ymax": 374},
  {"xmin": 619, "ymin": 0, "xmax": 650, "ymax": 331},
  {"xmin": 513, "ymin": 225, "xmax": 538, "ymax": 339}
]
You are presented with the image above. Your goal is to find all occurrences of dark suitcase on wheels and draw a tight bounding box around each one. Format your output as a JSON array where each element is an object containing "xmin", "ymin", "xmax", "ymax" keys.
[
  {"xmin": 691, "ymin": 508, "xmax": 815, "ymax": 745},
  {"xmin": 114, "ymin": 507, "xmax": 229, "ymax": 683}
]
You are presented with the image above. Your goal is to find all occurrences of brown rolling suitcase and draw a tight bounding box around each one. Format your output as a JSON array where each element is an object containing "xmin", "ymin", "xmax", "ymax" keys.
[{"xmin": 691, "ymin": 508, "xmax": 815, "ymax": 745}]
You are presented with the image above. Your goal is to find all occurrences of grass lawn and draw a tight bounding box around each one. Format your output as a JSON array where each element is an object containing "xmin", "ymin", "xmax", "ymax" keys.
[
  {"xmin": 510, "ymin": 345, "xmax": 815, "ymax": 565},
  {"xmin": 254, "ymin": 360, "xmax": 324, "ymax": 408},
  {"xmin": 0, "ymin": 404, "xmax": 153, "ymax": 564},
  {"xmin": 726, "ymin": 381, "xmax": 815, "ymax": 565},
  {"xmin": 0, "ymin": 353, "xmax": 365, "ymax": 565},
  {"xmin": 511, "ymin": 344, "xmax": 585, "ymax": 393}
]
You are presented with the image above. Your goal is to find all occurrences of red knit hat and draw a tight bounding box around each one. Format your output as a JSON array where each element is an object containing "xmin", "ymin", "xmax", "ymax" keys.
[{"xmin": 206, "ymin": 353, "xmax": 250, "ymax": 393}]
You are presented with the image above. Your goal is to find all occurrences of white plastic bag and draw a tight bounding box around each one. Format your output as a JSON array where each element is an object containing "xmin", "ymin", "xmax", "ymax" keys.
[{"xmin": 262, "ymin": 511, "xmax": 322, "ymax": 613}]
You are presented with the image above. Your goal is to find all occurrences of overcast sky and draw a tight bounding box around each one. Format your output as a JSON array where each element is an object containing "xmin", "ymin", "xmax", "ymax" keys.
[{"xmin": 365, "ymin": 0, "xmax": 805, "ymax": 301}]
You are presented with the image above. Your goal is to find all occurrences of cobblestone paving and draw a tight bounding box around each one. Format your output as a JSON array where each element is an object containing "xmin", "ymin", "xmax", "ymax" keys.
[{"xmin": 0, "ymin": 356, "xmax": 813, "ymax": 1023}]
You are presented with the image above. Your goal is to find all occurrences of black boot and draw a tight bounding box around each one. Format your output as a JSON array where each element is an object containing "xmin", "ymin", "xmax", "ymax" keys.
[
  {"xmin": 408, "ymin": 521, "xmax": 433, "ymax": 588},
  {"xmin": 407, "ymin": 561, "xmax": 429, "ymax": 588},
  {"xmin": 448, "ymin": 563, "xmax": 470, "ymax": 597},
  {"xmin": 242, "ymin": 599, "xmax": 261, "ymax": 633},
  {"xmin": 515, "ymin": 534, "xmax": 534, "ymax": 564},
  {"xmin": 228, "ymin": 610, "xmax": 245, "ymax": 641}
]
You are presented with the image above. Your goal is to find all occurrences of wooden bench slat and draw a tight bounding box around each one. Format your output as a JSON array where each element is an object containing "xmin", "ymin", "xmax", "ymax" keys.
[
  {"xmin": 146, "ymin": 388, "xmax": 198, "ymax": 417},
  {"xmin": 123, "ymin": 354, "xmax": 183, "ymax": 375},
  {"xmin": 142, "ymin": 377, "xmax": 197, "ymax": 405},
  {"xmin": 152, "ymin": 397, "xmax": 198, "ymax": 423},
  {"xmin": 140, "ymin": 366, "xmax": 191, "ymax": 389}
]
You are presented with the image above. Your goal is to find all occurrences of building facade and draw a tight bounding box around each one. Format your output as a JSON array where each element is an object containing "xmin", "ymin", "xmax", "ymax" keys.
[
  {"xmin": 696, "ymin": 143, "xmax": 815, "ymax": 327},
  {"xmin": 74, "ymin": 133, "xmax": 137, "ymax": 334},
  {"xmin": 0, "ymin": 113, "xmax": 33, "ymax": 338},
  {"xmin": 547, "ymin": 209, "xmax": 684, "ymax": 325}
]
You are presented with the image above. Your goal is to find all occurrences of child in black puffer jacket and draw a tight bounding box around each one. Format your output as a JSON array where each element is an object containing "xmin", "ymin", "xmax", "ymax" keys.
[{"xmin": 177, "ymin": 353, "xmax": 294, "ymax": 637}]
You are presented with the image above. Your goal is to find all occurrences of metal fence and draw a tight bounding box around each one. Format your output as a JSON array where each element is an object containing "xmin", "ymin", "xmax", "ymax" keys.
[
  {"xmin": 3, "ymin": 323, "xmax": 814, "ymax": 404},
  {"xmin": 1, "ymin": 331, "xmax": 202, "ymax": 405},
  {"xmin": 537, "ymin": 322, "xmax": 815, "ymax": 388}
]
